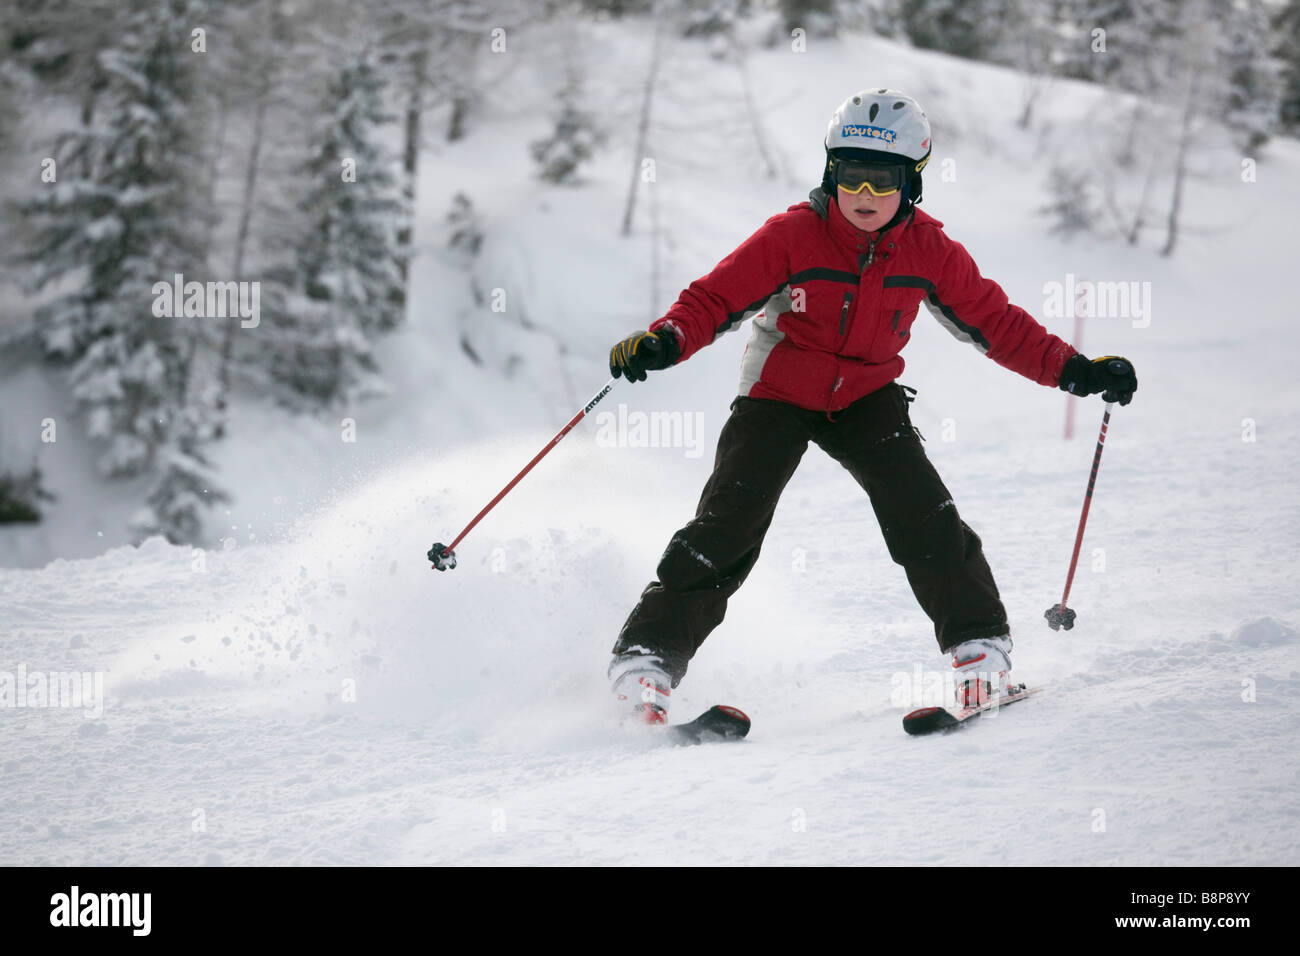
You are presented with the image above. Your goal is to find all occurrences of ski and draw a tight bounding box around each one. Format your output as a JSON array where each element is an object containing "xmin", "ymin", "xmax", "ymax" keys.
[
  {"xmin": 668, "ymin": 705, "xmax": 751, "ymax": 745},
  {"xmin": 902, "ymin": 685, "xmax": 1039, "ymax": 736}
]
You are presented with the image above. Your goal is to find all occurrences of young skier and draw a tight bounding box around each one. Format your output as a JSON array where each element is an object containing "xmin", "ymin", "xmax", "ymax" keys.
[{"xmin": 605, "ymin": 89, "xmax": 1137, "ymax": 724}]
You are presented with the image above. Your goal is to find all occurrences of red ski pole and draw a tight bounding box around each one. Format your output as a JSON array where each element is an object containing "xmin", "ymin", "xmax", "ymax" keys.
[
  {"xmin": 1044, "ymin": 401, "xmax": 1114, "ymax": 630},
  {"xmin": 428, "ymin": 378, "xmax": 617, "ymax": 571}
]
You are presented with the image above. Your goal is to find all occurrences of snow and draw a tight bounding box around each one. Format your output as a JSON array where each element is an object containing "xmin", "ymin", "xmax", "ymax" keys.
[{"xmin": 2, "ymin": 22, "xmax": 1298, "ymax": 865}]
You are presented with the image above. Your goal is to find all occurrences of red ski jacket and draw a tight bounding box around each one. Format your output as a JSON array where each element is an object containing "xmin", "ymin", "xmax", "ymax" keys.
[{"xmin": 651, "ymin": 189, "xmax": 1077, "ymax": 413}]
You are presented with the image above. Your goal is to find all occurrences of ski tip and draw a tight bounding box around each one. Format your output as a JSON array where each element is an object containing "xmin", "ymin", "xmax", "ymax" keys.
[
  {"xmin": 713, "ymin": 704, "xmax": 750, "ymax": 724},
  {"xmin": 902, "ymin": 705, "xmax": 959, "ymax": 736},
  {"xmin": 704, "ymin": 704, "xmax": 751, "ymax": 739},
  {"xmin": 669, "ymin": 704, "xmax": 751, "ymax": 745}
]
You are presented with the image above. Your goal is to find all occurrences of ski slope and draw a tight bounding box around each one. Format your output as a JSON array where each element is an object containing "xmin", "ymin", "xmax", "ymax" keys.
[
  {"xmin": 3, "ymin": 24, "xmax": 1299, "ymax": 865},
  {"xmin": 3, "ymin": 414, "xmax": 1297, "ymax": 865}
]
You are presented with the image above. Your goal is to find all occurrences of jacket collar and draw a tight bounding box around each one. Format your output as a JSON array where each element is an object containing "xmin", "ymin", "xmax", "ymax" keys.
[{"xmin": 808, "ymin": 186, "xmax": 935, "ymax": 247}]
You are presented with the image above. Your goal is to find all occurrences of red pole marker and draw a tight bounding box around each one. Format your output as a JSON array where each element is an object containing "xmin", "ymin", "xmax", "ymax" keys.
[
  {"xmin": 1045, "ymin": 402, "xmax": 1114, "ymax": 630},
  {"xmin": 428, "ymin": 378, "xmax": 617, "ymax": 571}
]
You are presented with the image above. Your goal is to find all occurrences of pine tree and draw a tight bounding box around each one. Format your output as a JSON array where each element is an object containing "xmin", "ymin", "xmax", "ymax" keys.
[
  {"xmin": 899, "ymin": 0, "xmax": 1008, "ymax": 61},
  {"xmin": 0, "ymin": 31, "xmax": 21, "ymax": 155},
  {"xmin": 0, "ymin": 462, "xmax": 55, "ymax": 524},
  {"xmin": 531, "ymin": 65, "xmax": 603, "ymax": 185},
  {"xmin": 777, "ymin": 0, "xmax": 840, "ymax": 39},
  {"xmin": 21, "ymin": 0, "xmax": 212, "ymax": 479},
  {"xmin": 267, "ymin": 42, "xmax": 406, "ymax": 407},
  {"xmin": 1277, "ymin": 0, "xmax": 1300, "ymax": 134},
  {"xmin": 679, "ymin": 0, "xmax": 746, "ymax": 38},
  {"xmin": 1220, "ymin": 0, "xmax": 1281, "ymax": 154},
  {"xmin": 1056, "ymin": 0, "xmax": 1138, "ymax": 84},
  {"xmin": 129, "ymin": 381, "xmax": 229, "ymax": 544},
  {"xmin": 988, "ymin": 0, "xmax": 1064, "ymax": 128},
  {"xmin": 1043, "ymin": 0, "xmax": 1283, "ymax": 254}
]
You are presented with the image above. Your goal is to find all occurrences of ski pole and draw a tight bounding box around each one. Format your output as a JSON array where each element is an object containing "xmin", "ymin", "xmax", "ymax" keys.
[
  {"xmin": 1044, "ymin": 401, "xmax": 1114, "ymax": 630},
  {"xmin": 427, "ymin": 378, "xmax": 617, "ymax": 571}
]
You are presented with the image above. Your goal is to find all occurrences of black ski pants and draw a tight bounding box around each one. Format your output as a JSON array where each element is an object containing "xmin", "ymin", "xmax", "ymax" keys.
[{"xmin": 612, "ymin": 383, "xmax": 1009, "ymax": 686}]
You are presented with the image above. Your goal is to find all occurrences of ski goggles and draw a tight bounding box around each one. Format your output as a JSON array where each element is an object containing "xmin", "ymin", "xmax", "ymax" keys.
[{"xmin": 832, "ymin": 158, "xmax": 907, "ymax": 197}]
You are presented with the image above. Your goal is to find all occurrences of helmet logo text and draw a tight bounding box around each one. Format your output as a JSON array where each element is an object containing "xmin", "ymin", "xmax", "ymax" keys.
[{"xmin": 839, "ymin": 124, "xmax": 898, "ymax": 143}]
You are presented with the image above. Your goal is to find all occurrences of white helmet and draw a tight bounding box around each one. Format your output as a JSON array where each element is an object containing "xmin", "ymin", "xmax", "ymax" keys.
[
  {"xmin": 822, "ymin": 89, "xmax": 932, "ymax": 203},
  {"xmin": 825, "ymin": 88, "xmax": 932, "ymax": 165}
]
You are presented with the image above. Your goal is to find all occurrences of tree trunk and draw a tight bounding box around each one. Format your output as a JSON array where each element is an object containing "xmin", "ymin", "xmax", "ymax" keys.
[
  {"xmin": 217, "ymin": 74, "xmax": 270, "ymax": 402},
  {"xmin": 621, "ymin": 16, "xmax": 666, "ymax": 238},
  {"xmin": 395, "ymin": 43, "xmax": 428, "ymax": 310},
  {"xmin": 1161, "ymin": 66, "xmax": 1201, "ymax": 257},
  {"xmin": 1126, "ymin": 160, "xmax": 1159, "ymax": 247},
  {"xmin": 447, "ymin": 93, "xmax": 469, "ymax": 141},
  {"xmin": 737, "ymin": 48, "xmax": 778, "ymax": 178}
]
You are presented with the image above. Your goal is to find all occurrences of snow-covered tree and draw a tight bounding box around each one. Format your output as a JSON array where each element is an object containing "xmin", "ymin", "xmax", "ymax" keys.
[
  {"xmin": 531, "ymin": 66, "xmax": 603, "ymax": 185},
  {"xmin": 1, "ymin": 0, "xmax": 126, "ymax": 130},
  {"xmin": 444, "ymin": 192, "xmax": 489, "ymax": 365},
  {"xmin": 579, "ymin": 0, "xmax": 655, "ymax": 15},
  {"xmin": 0, "ymin": 29, "xmax": 21, "ymax": 154},
  {"xmin": 1055, "ymin": 0, "xmax": 1138, "ymax": 84},
  {"xmin": 208, "ymin": 0, "xmax": 298, "ymax": 408},
  {"xmin": 776, "ymin": 0, "xmax": 840, "ymax": 39},
  {"xmin": 130, "ymin": 382, "xmax": 229, "ymax": 544},
  {"xmin": 1040, "ymin": 164, "xmax": 1100, "ymax": 239},
  {"xmin": 899, "ymin": 0, "xmax": 1008, "ymax": 61},
  {"xmin": 1277, "ymin": 0, "xmax": 1300, "ymax": 134},
  {"xmin": 21, "ymin": 0, "xmax": 213, "ymax": 479},
  {"xmin": 1220, "ymin": 0, "xmax": 1281, "ymax": 154},
  {"xmin": 0, "ymin": 463, "xmax": 54, "ymax": 523},
  {"xmin": 1043, "ymin": 0, "xmax": 1283, "ymax": 255},
  {"xmin": 266, "ymin": 42, "xmax": 406, "ymax": 407},
  {"xmin": 678, "ymin": 0, "xmax": 746, "ymax": 38},
  {"xmin": 988, "ymin": 0, "xmax": 1064, "ymax": 128}
]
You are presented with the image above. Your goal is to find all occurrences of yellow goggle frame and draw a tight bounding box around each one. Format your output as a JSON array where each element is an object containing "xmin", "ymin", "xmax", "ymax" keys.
[{"xmin": 830, "ymin": 154, "xmax": 930, "ymax": 197}]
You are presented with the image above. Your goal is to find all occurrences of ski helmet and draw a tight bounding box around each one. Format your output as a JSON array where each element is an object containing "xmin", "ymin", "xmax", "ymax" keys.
[{"xmin": 822, "ymin": 89, "xmax": 932, "ymax": 205}]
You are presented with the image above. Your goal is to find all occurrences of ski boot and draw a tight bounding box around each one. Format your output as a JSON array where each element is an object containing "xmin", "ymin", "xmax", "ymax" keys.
[
  {"xmin": 608, "ymin": 647, "xmax": 672, "ymax": 725},
  {"xmin": 951, "ymin": 635, "xmax": 1016, "ymax": 710}
]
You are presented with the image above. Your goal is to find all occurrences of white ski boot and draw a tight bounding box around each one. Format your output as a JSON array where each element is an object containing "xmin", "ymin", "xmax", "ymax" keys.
[
  {"xmin": 950, "ymin": 635, "xmax": 1014, "ymax": 709},
  {"xmin": 608, "ymin": 648, "xmax": 672, "ymax": 725}
]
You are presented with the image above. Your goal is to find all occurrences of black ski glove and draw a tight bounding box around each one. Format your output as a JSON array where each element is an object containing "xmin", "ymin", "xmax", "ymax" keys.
[
  {"xmin": 609, "ymin": 328, "xmax": 680, "ymax": 382},
  {"xmin": 1058, "ymin": 353, "xmax": 1138, "ymax": 406}
]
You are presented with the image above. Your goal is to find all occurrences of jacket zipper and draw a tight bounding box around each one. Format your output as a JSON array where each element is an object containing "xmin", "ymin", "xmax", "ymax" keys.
[
  {"xmin": 856, "ymin": 234, "xmax": 892, "ymax": 359},
  {"xmin": 843, "ymin": 235, "xmax": 876, "ymax": 340},
  {"xmin": 830, "ymin": 234, "xmax": 878, "ymax": 415}
]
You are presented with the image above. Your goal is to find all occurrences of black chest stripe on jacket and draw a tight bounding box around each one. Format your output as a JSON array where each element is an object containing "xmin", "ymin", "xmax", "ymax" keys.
[
  {"xmin": 788, "ymin": 267, "xmax": 859, "ymax": 286},
  {"xmin": 882, "ymin": 275, "xmax": 936, "ymax": 293}
]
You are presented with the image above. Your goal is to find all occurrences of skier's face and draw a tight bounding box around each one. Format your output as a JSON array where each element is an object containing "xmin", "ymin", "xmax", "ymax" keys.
[{"xmin": 837, "ymin": 185, "xmax": 902, "ymax": 233}]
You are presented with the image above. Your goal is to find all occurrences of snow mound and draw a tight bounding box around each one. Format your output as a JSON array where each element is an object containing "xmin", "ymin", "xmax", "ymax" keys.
[{"xmin": 1230, "ymin": 617, "xmax": 1298, "ymax": 648}]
